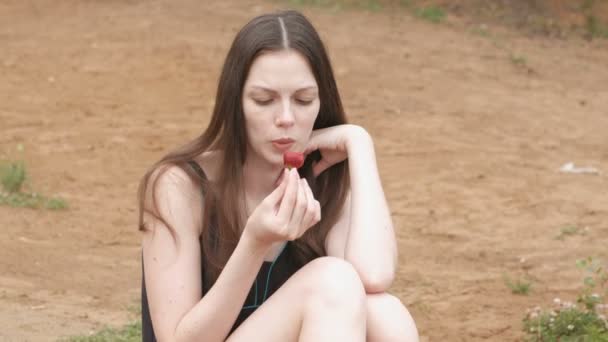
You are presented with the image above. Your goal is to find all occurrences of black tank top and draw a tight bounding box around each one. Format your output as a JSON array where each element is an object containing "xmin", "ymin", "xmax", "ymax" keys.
[{"xmin": 141, "ymin": 161, "xmax": 312, "ymax": 341}]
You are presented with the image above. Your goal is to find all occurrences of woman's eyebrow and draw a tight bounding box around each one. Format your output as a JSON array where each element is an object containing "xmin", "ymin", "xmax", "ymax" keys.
[
  {"xmin": 294, "ymin": 86, "xmax": 318, "ymax": 93},
  {"xmin": 249, "ymin": 85, "xmax": 318, "ymax": 93}
]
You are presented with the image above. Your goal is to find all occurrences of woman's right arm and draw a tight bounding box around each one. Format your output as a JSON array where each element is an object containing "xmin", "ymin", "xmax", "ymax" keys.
[{"xmin": 142, "ymin": 166, "xmax": 272, "ymax": 342}]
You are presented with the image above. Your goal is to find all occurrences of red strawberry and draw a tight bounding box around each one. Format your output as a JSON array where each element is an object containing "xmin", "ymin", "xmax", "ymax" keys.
[{"xmin": 283, "ymin": 151, "xmax": 304, "ymax": 169}]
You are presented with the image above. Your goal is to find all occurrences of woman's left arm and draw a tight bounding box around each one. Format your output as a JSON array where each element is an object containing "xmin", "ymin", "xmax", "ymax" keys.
[
  {"xmin": 307, "ymin": 124, "xmax": 398, "ymax": 293},
  {"xmin": 342, "ymin": 127, "xmax": 398, "ymax": 293}
]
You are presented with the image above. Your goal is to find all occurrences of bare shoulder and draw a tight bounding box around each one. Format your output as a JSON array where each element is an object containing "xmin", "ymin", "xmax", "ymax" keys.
[{"xmin": 142, "ymin": 163, "xmax": 204, "ymax": 238}]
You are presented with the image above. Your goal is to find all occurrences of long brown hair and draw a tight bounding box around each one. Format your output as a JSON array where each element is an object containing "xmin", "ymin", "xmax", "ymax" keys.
[{"xmin": 138, "ymin": 10, "xmax": 350, "ymax": 286}]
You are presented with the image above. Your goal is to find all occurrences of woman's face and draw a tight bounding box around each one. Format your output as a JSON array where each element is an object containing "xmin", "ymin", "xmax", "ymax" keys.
[{"xmin": 242, "ymin": 49, "xmax": 320, "ymax": 167}]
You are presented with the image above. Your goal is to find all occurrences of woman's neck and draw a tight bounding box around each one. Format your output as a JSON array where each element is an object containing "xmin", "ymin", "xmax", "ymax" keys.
[{"xmin": 241, "ymin": 155, "xmax": 284, "ymax": 216}]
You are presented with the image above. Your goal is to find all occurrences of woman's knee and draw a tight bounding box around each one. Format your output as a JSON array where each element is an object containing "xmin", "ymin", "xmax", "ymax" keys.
[
  {"xmin": 302, "ymin": 256, "xmax": 366, "ymax": 309},
  {"xmin": 367, "ymin": 293, "xmax": 419, "ymax": 342}
]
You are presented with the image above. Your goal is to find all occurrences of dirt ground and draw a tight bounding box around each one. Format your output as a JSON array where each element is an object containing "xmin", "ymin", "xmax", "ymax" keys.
[{"xmin": 1, "ymin": 0, "xmax": 607, "ymax": 341}]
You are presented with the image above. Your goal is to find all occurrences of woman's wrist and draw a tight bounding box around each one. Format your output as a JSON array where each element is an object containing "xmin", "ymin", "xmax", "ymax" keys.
[{"xmin": 239, "ymin": 228, "xmax": 273, "ymax": 258}]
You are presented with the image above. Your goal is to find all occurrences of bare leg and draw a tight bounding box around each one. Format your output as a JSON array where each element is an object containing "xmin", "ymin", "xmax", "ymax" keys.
[
  {"xmin": 298, "ymin": 258, "xmax": 367, "ymax": 341},
  {"xmin": 226, "ymin": 256, "xmax": 367, "ymax": 342},
  {"xmin": 366, "ymin": 293, "xmax": 419, "ymax": 342}
]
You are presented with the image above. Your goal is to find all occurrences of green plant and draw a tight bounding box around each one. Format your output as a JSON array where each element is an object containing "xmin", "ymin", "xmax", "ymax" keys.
[
  {"xmin": 505, "ymin": 274, "xmax": 533, "ymax": 295},
  {"xmin": 510, "ymin": 54, "xmax": 527, "ymax": 66},
  {"xmin": 415, "ymin": 6, "xmax": 446, "ymax": 24},
  {"xmin": 585, "ymin": 15, "xmax": 608, "ymax": 39},
  {"xmin": 0, "ymin": 160, "xmax": 26, "ymax": 193},
  {"xmin": 556, "ymin": 225, "xmax": 587, "ymax": 240},
  {"xmin": 46, "ymin": 197, "xmax": 68, "ymax": 210},
  {"xmin": 577, "ymin": 257, "xmax": 608, "ymax": 311},
  {"xmin": 522, "ymin": 258, "xmax": 608, "ymax": 341},
  {"xmin": 0, "ymin": 145, "xmax": 68, "ymax": 210},
  {"xmin": 364, "ymin": 0, "xmax": 381, "ymax": 12}
]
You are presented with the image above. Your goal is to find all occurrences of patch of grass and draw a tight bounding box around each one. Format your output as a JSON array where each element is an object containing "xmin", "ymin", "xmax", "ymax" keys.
[
  {"xmin": 505, "ymin": 274, "xmax": 532, "ymax": 295},
  {"xmin": 555, "ymin": 225, "xmax": 587, "ymax": 240},
  {"xmin": 415, "ymin": 6, "xmax": 446, "ymax": 24},
  {"xmin": 46, "ymin": 197, "xmax": 69, "ymax": 210},
  {"xmin": 285, "ymin": 0, "xmax": 382, "ymax": 12},
  {"xmin": 524, "ymin": 305, "xmax": 608, "ymax": 341},
  {"xmin": 522, "ymin": 257, "xmax": 608, "ymax": 341},
  {"xmin": 60, "ymin": 304, "xmax": 142, "ymax": 342},
  {"xmin": 364, "ymin": 0, "xmax": 382, "ymax": 12},
  {"xmin": 585, "ymin": 15, "xmax": 608, "ymax": 39},
  {"xmin": 399, "ymin": 0, "xmax": 412, "ymax": 8},
  {"xmin": 60, "ymin": 320, "xmax": 142, "ymax": 342},
  {"xmin": 0, "ymin": 191, "xmax": 68, "ymax": 210},
  {"xmin": 0, "ymin": 145, "xmax": 68, "ymax": 210},
  {"xmin": 0, "ymin": 160, "xmax": 26, "ymax": 193},
  {"xmin": 509, "ymin": 53, "xmax": 527, "ymax": 66}
]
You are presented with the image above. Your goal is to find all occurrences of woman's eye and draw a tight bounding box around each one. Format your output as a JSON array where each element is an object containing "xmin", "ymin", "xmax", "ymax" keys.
[
  {"xmin": 253, "ymin": 98, "xmax": 273, "ymax": 106},
  {"xmin": 295, "ymin": 99, "xmax": 313, "ymax": 105}
]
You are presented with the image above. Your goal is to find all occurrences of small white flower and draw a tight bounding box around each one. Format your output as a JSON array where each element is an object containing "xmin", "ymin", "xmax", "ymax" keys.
[
  {"xmin": 530, "ymin": 327, "xmax": 535, "ymax": 332},
  {"xmin": 550, "ymin": 310, "xmax": 557, "ymax": 317},
  {"xmin": 530, "ymin": 312, "xmax": 538, "ymax": 319},
  {"xmin": 568, "ymin": 324, "xmax": 574, "ymax": 330},
  {"xmin": 549, "ymin": 317, "xmax": 554, "ymax": 323},
  {"xmin": 591, "ymin": 293, "xmax": 600, "ymax": 298},
  {"xmin": 553, "ymin": 298, "xmax": 561, "ymax": 304}
]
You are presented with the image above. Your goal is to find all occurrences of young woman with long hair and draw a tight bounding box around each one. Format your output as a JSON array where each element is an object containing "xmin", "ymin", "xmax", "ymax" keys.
[{"xmin": 138, "ymin": 9, "xmax": 419, "ymax": 342}]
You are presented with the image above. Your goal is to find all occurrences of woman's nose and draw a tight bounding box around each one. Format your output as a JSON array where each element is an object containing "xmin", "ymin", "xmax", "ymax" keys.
[{"xmin": 275, "ymin": 102, "xmax": 295, "ymax": 127}]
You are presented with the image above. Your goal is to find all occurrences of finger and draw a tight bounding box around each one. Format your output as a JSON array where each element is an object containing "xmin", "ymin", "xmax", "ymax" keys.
[
  {"xmin": 277, "ymin": 168, "xmax": 299, "ymax": 221},
  {"xmin": 312, "ymin": 159, "xmax": 331, "ymax": 178},
  {"xmin": 265, "ymin": 169, "xmax": 289, "ymax": 205},
  {"xmin": 303, "ymin": 143, "xmax": 317, "ymax": 156},
  {"xmin": 287, "ymin": 178, "xmax": 308, "ymax": 238}
]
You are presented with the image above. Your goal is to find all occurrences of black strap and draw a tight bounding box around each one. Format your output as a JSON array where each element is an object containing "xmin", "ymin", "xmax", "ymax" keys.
[
  {"xmin": 187, "ymin": 160, "xmax": 209, "ymax": 198},
  {"xmin": 187, "ymin": 160, "xmax": 208, "ymax": 181}
]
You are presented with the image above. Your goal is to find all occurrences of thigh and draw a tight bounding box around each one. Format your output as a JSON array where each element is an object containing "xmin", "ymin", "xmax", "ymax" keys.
[{"xmin": 226, "ymin": 256, "xmax": 360, "ymax": 342}]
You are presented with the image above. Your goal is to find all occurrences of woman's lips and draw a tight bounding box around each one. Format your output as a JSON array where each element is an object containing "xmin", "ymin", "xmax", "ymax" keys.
[
  {"xmin": 272, "ymin": 138, "xmax": 295, "ymax": 151},
  {"xmin": 272, "ymin": 141, "xmax": 294, "ymax": 151}
]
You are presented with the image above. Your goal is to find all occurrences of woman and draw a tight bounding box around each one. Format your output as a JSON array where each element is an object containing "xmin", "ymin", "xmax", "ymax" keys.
[{"xmin": 138, "ymin": 9, "xmax": 419, "ymax": 342}]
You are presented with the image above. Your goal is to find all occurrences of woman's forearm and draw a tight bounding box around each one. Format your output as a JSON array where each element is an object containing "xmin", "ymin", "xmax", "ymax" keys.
[
  {"xmin": 174, "ymin": 234, "xmax": 269, "ymax": 342},
  {"xmin": 344, "ymin": 128, "xmax": 398, "ymax": 293}
]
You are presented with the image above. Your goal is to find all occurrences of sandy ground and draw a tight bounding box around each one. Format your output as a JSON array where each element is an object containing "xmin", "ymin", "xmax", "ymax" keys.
[{"xmin": 1, "ymin": 0, "xmax": 607, "ymax": 341}]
